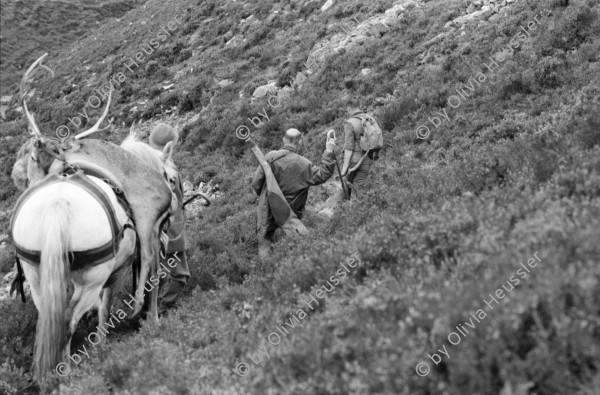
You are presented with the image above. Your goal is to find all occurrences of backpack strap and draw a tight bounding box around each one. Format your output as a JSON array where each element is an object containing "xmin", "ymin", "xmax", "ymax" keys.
[
  {"xmin": 347, "ymin": 115, "xmax": 364, "ymax": 137},
  {"xmin": 349, "ymin": 114, "xmax": 374, "ymax": 142},
  {"xmin": 268, "ymin": 150, "xmax": 291, "ymax": 164},
  {"xmin": 257, "ymin": 150, "xmax": 291, "ymax": 195}
]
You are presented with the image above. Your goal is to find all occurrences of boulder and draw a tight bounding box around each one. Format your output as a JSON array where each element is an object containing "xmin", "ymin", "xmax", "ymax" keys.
[{"xmin": 252, "ymin": 82, "xmax": 279, "ymax": 100}]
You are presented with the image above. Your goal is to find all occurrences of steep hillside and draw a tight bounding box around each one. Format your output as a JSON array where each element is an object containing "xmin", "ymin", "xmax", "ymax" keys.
[
  {"xmin": 0, "ymin": 0, "xmax": 143, "ymax": 96},
  {"xmin": 1, "ymin": 0, "xmax": 600, "ymax": 394}
]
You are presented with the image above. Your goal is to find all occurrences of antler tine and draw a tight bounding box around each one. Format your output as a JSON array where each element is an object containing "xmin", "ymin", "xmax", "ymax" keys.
[
  {"xmin": 74, "ymin": 87, "xmax": 113, "ymax": 140},
  {"xmin": 21, "ymin": 99, "xmax": 42, "ymax": 138},
  {"xmin": 39, "ymin": 63, "xmax": 55, "ymax": 79},
  {"xmin": 129, "ymin": 119, "xmax": 138, "ymax": 136},
  {"xmin": 20, "ymin": 53, "xmax": 50, "ymax": 139}
]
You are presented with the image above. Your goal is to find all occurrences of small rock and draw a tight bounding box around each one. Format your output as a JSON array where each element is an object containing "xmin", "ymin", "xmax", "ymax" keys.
[
  {"xmin": 219, "ymin": 79, "xmax": 234, "ymax": 88},
  {"xmin": 321, "ymin": 0, "xmax": 334, "ymax": 12},
  {"xmin": 242, "ymin": 15, "xmax": 257, "ymax": 25},
  {"xmin": 182, "ymin": 181, "xmax": 194, "ymax": 192},
  {"xmin": 225, "ymin": 34, "xmax": 245, "ymax": 47}
]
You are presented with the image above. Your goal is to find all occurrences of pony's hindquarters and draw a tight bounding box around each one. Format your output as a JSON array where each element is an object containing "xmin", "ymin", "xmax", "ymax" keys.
[
  {"xmin": 11, "ymin": 178, "xmax": 124, "ymax": 380},
  {"xmin": 34, "ymin": 197, "xmax": 71, "ymax": 381}
]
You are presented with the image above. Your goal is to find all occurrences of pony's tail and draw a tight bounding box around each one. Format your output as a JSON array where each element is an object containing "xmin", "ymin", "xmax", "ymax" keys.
[{"xmin": 33, "ymin": 198, "xmax": 71, "ymax": 381}]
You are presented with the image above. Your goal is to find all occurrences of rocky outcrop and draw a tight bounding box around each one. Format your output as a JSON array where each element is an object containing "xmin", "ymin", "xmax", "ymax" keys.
[
  {"xmin": 242, "ymin": 0, "xmax": 521, "ymax": 109},
  {"xmin": 182, "ymin": 179, "xmax": 222, "ymax": 218},
  {"xmin": 300, "ymin": 0, "xmax": 422, "ymax": 86}
]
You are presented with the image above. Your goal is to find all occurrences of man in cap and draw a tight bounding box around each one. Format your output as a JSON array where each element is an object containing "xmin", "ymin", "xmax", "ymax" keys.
[
  {"xmin": 251, "ymin": 128, "xmax": 336, "ymax": 258},
  {"xmin": 148, "ymin": 123, "xmax": 189, "ymax": 311}
]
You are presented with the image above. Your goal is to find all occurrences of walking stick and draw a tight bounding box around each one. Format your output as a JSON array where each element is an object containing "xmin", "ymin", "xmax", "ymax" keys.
[
  {"xmin": 328, "ymin": 129, "xmax": 349, "ymax": 200},
  {"xmin": 182, "ymin": 191, "xmax": 212, "ymax": 208}
]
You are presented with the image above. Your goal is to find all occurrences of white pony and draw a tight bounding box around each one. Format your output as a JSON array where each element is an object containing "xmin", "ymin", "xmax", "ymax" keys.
[
  {"xmin": 10, "ymin": 134, "xmax": 179, "ymax": 381},
  {"xmin": 10, "ymin": 56, "xmax": 179, "ymax": 381}
]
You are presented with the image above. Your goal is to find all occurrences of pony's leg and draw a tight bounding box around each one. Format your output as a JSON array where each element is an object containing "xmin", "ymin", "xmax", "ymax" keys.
[
  {"xmin": 135, "ymin": 238, "xmax": 159, "ymax": 322},
  {"xmin": 132, "ymin": 218, "xmax": 164, "ymax": 322},
  {"xmin": 132, "ymin": 226, "xmax": 154, "ymax": 317},
  {"xmin": 67, "ymin": 264, "xmax": 113, "ymax": 358},
  {"xmin": 99, "ymin": 287, "xmax": 111, "ymax": 330},
  {"xmin": 147, "ymin": 218, "xmax": 167, "ymax": 323},
  {"xmin": 99, "ymin": 228, "xmax": 137, "ymax": 332},
  {"xmin": 65, "ymin": 284, "xmax": 84, "ymax": 357},
  {"xmin": 20, "ymin": 262, "xmax": 41, "ymax": 309},
  {"xmin": 148, "ymin": 253, "xmax": 159, "ymax": 322}
]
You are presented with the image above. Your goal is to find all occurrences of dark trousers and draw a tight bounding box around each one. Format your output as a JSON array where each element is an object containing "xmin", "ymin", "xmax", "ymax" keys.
[
  {"xmin": 158, "ymin": 251, "xmax": 189, "ymax": 307},
  {"xmin": 344, "ymin": 156, "xmax": 373, "ymax": 199}
]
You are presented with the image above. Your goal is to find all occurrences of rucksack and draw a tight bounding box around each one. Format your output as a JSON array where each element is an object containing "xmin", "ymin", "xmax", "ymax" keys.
[{"xmin": 353, "ymin": 114, "xmax": 383, "ymax": 152}]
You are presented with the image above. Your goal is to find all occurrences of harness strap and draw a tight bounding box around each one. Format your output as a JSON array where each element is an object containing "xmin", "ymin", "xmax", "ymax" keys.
[
  {"xmin": 10, "ymin": 175, "xmax": 66, "ymax": 303},
  {"xmin": 11, "ymin": 172, "xmax": 125, "ymax": 270},
  {"xmin": 268, "ymin": 150, "xmax": 291, "ymax": 164},
  {"xmin": 11, "ymin": 256, "xmax": 27, "ymax": 303},
  {"xmin": 10, "ymin": 173, "xmax": 66, "ymax": 226},
  {"xmin": 16, "ymin": 240, "xmax": 115, "ymax": 271},
  {"xmin": 67, "ymin": 173, "xmax": 121, "ymax": 257},
  {"xmin": 63, "ymin": 165, "xmax": 134, "ymax": 223}
]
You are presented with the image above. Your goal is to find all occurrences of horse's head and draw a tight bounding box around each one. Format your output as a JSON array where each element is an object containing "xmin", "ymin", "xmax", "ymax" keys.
[{"xmin": 13, "ymin": 53, "xmax": 113, "ymax": 190}]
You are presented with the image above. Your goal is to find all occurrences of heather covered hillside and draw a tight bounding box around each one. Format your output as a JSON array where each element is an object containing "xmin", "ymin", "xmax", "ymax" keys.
[
  {"xmin": 0, "ymin": 0, "xmax": 143, "ymax": 96},
  {"xmin": 1, "ymin": 0, "xmax": 600, "ymax": 394}
]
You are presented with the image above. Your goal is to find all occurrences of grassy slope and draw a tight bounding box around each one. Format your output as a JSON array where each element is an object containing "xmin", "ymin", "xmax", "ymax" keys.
[
  {"xmin": 0, "ymin": 0, "xmax": 143, "ymax": 95},
  {"xmin": 0, "ymin": 0, "xmax": 143, "ymax": 266},
  {"xmin": 1, "ymin": 0, "xmax": 600, "ymax": 394}
]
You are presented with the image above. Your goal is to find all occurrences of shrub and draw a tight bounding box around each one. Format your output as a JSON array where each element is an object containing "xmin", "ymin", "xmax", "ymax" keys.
[
  {"xmin": 178, "ymin": 79, "xmax": 213, "ymax": 113},
  {"xmin": 145, "ymin": 60, "xmax": 160, "ymax": 75},
  {"xmin": 575, "ymin": 105, "xmax": 600, "ymax": 149},
  {"xmin": 378, "ymin": 95, "xmax": 419, "ymax": 131},
  {"xmin": 195, "ymin": 165, "xmax": 220, "ymax": 184},
  {"xmin": 534, "ymin": 57, "xmax": 565, "ymax": 89}
]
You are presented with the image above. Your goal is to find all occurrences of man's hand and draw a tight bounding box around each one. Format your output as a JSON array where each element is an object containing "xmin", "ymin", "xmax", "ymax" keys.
[{"xmin": 325, "ymin": 132, "xmax": 336, "ymax": 153}]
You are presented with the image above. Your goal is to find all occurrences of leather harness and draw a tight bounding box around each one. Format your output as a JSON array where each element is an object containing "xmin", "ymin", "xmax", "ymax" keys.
[{"xmin": 10, "ymin": 168, "xmax": 135, "ymax": 302}]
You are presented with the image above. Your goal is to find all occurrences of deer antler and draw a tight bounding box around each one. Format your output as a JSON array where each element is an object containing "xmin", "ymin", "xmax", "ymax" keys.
[
  {"xmin": 74, "ymin": 87, "xmax": 113, "ymax": 140},
  {"xmin": 129, "ymin": 119, "xmax": 138, "ymax": 136},
  {"xmin": 20, "ymin": 53, "xmax": 54, "ymax": 139}
]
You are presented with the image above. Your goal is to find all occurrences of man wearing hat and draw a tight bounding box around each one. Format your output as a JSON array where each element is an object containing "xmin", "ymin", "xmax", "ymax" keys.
[
  {"xmin": 149, "ymin": 123, "xmax": 189, "ymax": 311},
  {"xmin": 251, "ymin": 128, "xmax": 336, "ymax": 259}
]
